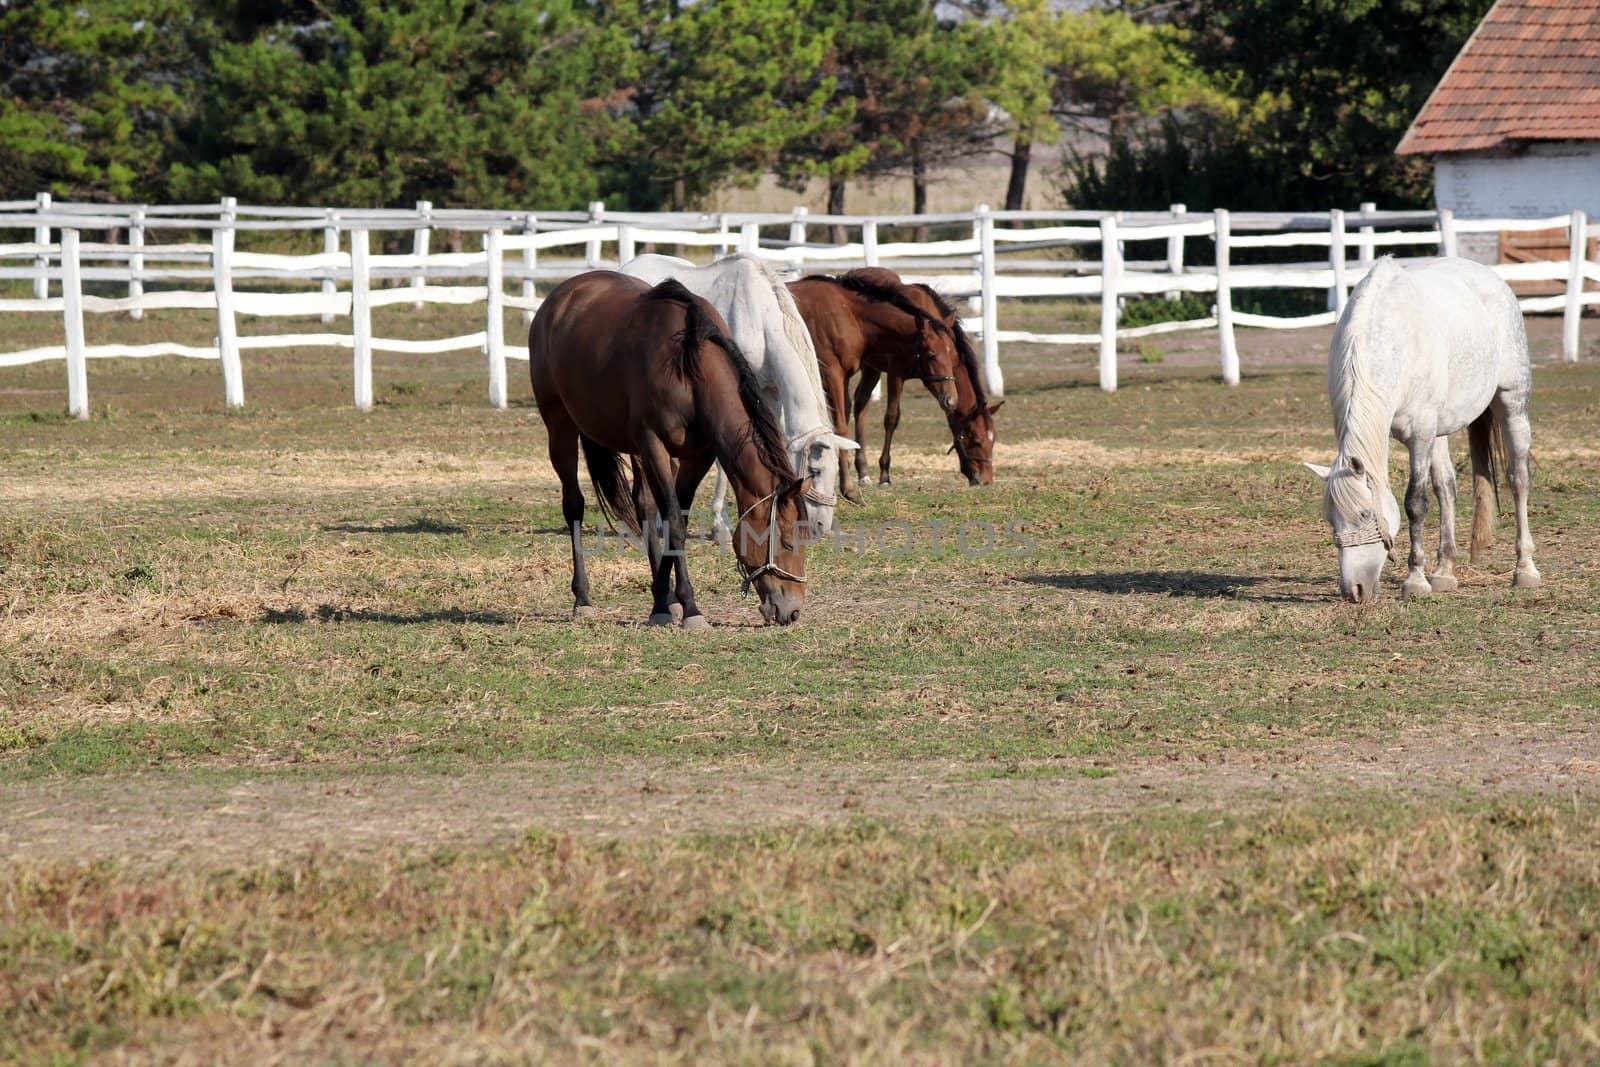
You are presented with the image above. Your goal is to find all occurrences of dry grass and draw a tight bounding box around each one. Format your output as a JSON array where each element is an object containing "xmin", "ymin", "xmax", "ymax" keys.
[{"xmin": 5, "ymin": 801, "xmax": 1599, "ymax": 1062}]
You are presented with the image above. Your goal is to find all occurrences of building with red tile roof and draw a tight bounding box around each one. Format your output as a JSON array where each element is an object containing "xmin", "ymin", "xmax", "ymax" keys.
[{"xmin": 1397, "ymin": 0, "xmax": 1600, "ymax": 234}]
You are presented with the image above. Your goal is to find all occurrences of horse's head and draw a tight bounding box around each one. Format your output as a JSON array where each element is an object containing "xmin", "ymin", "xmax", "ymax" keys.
[
  {"xmin": 732, "ymin": 477, "xmax": 814, "ymax": 625},
  {"xmin": 914, "ymin": 316, "xmax": 962, "ymax": 413},
  {"xmin": 1306, "ymin": 457, "xmax": 1400, "ymax": 603},
  {"xmin": 791, "ymin": 429, "xmax": 859, "ymax": 535},
  {"xmin": 947, "ymin": 399, "xmax": 1002, "ymax": 486}
]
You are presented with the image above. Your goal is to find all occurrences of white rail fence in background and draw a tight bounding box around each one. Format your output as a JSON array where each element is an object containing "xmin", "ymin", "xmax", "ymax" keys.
[{"xmin": 1, "ymin": 195, "xmax": 1594, "ymax": 418}]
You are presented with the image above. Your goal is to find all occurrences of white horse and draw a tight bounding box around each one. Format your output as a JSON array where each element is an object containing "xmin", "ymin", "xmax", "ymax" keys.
[
  {"xmin": 621, "ymin": 253, "xmax": 857, "ymax": 538},
  {"xmin": 1306, "ymin": 256, "xmax": 1540, "ymax": 603}
]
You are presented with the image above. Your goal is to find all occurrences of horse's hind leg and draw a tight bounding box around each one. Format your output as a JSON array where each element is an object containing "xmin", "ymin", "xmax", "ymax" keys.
[
  {"xmin": 708, "ymin": 464, "xmax": 732, "ymax": 546},
  {"xmin": 1427, "ymin": 436, "xmax": 1459, "ymax": 592},
  {"xmin": 1402, "ymin": 436, "xmax": 1435, "ymax": 600},
  {"xmin": 544, "ymin": 408, "xmax": 596, "ymax": 618},
  {"xmin": 852, "ymin": 369, "xmax": 878, "ymax": 483},
  {"xmin": 1497, "ymin": 396, "xmax": 1542, "ymax": 589}
]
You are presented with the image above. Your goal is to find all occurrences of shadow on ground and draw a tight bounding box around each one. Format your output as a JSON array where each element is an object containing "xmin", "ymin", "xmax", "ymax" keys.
[{"xmin": 1018, "ymin": 570, "xmax": 1325, "ymax": 603}]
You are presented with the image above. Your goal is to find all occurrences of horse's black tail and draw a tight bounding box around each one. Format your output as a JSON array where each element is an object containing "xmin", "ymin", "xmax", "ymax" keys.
[
  {"xmin": 579, "ymin": 433, "xmax": 641, "ymax": 535},
  {"xmin": 1467, "ymin": 407, "xmax": 1505, "ymax": 563}
]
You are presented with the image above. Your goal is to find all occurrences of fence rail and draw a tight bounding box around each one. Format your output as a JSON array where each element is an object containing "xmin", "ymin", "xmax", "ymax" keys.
[{"xmin": 1, "ymin": 194, "xmax": 1594, "ymax": 417}]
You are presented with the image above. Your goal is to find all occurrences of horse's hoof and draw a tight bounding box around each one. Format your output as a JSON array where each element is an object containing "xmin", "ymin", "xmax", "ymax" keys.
[
  {"xmin": 669, "ymin": 602, "xmax": 684, "ymax": 622},
  {"xmin": 842, "ymin": 488, "xmax": 864, "ymax": 506},
  {"xmin": 1428, "ymin": 573, "xmax": 1458, "ymax": 593},
  {"xmin": 681, "ymin": 613, "xmax": 711, "ymax": 633},
  {"xmin": 572, "ymin": 604, "xmax": 599, "ymax": 620},
  {"xmin": 1513, "ymin": 566, "xmax": 1542, "ymax": 590},
  {"xmin": 878, "ymin": 475, "xmax": 892, "ymax": 486},
  {"xmin": 647, "ymin": 612, "xmax": 675, "ymax": 626},
  {"xmin": 1401, "ymin": 575, "xmax": 1433, "ymax": 600}
]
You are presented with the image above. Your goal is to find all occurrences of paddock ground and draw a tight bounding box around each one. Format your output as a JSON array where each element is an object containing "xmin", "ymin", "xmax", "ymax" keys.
[{"xmin": 2, "ymin": 304, "xmax": 1598, "ymax": 1061}]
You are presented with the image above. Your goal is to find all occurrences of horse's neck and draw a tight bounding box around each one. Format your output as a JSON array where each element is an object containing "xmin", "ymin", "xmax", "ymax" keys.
[
  {"xmin": 848, "ymin": 298, "xmax": 910, "ymax": 371},
  {"xmin": 760, "ymin": 310, "xmax": 830, "ymax": 438},
  {"xmin": 709, "ymin": 418, "xmax": 778, "ymax": 505},
  {"xmin": 1333, "ymin": 342, "xmax": 1397, "ymax": 471}
]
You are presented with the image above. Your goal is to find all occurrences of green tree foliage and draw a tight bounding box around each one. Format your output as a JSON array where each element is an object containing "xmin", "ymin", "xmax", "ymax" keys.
[
  {"xmin": 0, "ymin": 0, "xmax": 197, "ymax": 200},
  {"xmin": 616, "ymin": 0, "xmax": 839, "ymax": 210},
  {"xmin": 171, "ymin": 0, "xmax": 632, "ymax": 208},
  {"xmin": 982, "ymin": 2, "xmax": 1225, "ymax": 210},
  {"xmin": 1067, "ymin": 0, "xmax": 1495, "ymax": 210},
  {"xmin": 775, "ymin": 1, "xmax": 993, "ymax": 219}
]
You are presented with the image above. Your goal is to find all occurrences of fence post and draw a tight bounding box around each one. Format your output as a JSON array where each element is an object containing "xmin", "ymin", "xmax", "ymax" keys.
[
  {"xmin": 586, "ymin": 201, "xmax": 604, "ymax": 268},
  {"xmin": 1165, "ymin": 202, "xmax": 1186, "ymax": 301},
  {"xmin": 863, "ymin": 218, "xmax": 879, "ymax": 267},
  {"xmin": 1563, "ymin": 209, "xmax": 1586, "ymax": 363},
  {"xmin": 617, "ymin": 223, "xmax": 635, "ymax": 265},
  {"xmin": 1358, "ymin": 201, "xmax": 1377, "ymax": 268},
  {"xmin": 128, "ymin": 207, "xmax": 146, "ymax": 321},
  {"xmin": 1098, "ymin": 216, "xmax": 1121, "ymax": 394},
  {"xmin": 1214, "ymin": 209, "xmax": 1240, "ymax": 386},
  {"xmin": 1329, "ymin": 209, "xmax": 1348, "ymax": 314},
  {"xmin": 33, "ymin": 191, "xmax": 51, "ymax": 300},
  {"xmin": 351, "ymin": 228, "xmax": 372, "ymax": 411},
  {"xmin": 321, "ymin": 208, "xmax": 339, "ymax": 325},
  {"xmin": 789, "ymin": 206, "xmax": 808, "ymax": 247},
  {"xmin": 716, "ymin": 215, "xmax": 731, "ymax": 259},
  {"xmin": 740, "ymin": 221, "xmax": 760, "ymax": 255},
  {"xmin": 486, "ymin": 227, "xmax": 507, "ymax": 409},
  {"xmin": 521, "ymin": 213, "xmax": 538, "ymax": 325},
  {"xmin": 62, "ymin": 229, "xmax": 88, "ymax": 419},
  {"xmin": 410, "ymin": 200, "xmax": 431, "ymax": 310},
  {"xmin": 977, "ymin": 203, "xmax": 1003, "ymax": 397},
  {"xmin": 968, "ymin": 209, "xmax": 983, "ymax": 314},
  {"xmin": 1438, "ymin": 208, "xmax": 1458, "ymax": 258},
  {"xmin": 213, "ymin": 198, "xmax": 244, "ymax": 409}
]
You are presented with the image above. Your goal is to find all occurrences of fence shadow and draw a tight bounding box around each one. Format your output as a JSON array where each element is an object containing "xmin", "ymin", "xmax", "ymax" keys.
[{"xmin": 1018, "ymin": 570, "xmax": 1324, "ymax": 603}]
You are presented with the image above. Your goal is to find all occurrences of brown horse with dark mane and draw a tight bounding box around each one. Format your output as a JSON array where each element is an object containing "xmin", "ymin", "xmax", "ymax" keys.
[
  {"xmin": 529, "ymin": 273, "xmax": 811, "ymax": 627},
  {"xmin": 787, "ymin": 268, "xmax": 965, "ymax": 502},
  {"xmin": 849, "ymin": 283, "xmax": 1002, "ymax": 488}
]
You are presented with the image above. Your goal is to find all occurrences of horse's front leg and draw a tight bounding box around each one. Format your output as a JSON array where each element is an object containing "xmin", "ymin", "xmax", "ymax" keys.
[
  {"xmin": 820, "ymin": 361, "xmax": 862, "ymax": 504},
  {"xmin": 671, "ymin": 451, "xmax": 716, "ymax": 631},
  {"xmin": 1428, "ymin": 436, "xmax": 1459, "ymax": 592},
  {"xmin": 636, "ymin": 436, "xmax": 687, "ymax": 626},
  {"xmin": 852, "ymin": 369, "xmax": 879, "ymax": 484},
  {"xmin": 1402, "ymin": 438, "xmax": 1434, "ymax": 600},
  {"xmin": 879, "ymin": 374, "xmax": 905, "ymax": 485}
]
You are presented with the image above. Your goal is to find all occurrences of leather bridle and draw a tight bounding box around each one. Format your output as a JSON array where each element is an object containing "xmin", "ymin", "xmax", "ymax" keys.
[{"xmin": 734, "ymin": 485, "xmax": 806, "ymax": 594}]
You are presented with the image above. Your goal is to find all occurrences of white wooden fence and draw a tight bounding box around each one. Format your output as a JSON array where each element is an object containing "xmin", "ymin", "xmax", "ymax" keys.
[{"xmin": 1, "ymin": 194, "xmax": 1595, "ymax": 417}]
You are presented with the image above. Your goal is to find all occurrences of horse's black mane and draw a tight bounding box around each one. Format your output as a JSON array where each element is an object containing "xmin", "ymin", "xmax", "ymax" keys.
[
  {"xmin": 911, "ymin": 283, "xmax": 989, "ymax": 411},
  {"xmin": 644, "ymin": 279, "xmax": 797, "ymax": 483}
]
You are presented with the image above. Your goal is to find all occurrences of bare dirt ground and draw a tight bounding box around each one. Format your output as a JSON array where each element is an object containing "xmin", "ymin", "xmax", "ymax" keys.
[{"xmin": 6, "ymin": 726, "xmax": 1598, "ymax": 868}]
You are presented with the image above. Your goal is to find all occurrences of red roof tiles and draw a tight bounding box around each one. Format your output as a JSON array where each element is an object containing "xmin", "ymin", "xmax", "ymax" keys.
[{"xmin": 1396, "ymin": 0, "xmax": 1600, "ymax": 155}]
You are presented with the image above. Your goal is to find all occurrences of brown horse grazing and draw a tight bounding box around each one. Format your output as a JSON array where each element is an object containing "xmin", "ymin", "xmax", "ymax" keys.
[
  {"xmin": 788, "ymin": 268, "xmax": 964, "ymax": 502},
  {"xmin": 529, "ymin": 273, "xmax": 811, "ymax": 628},
  {"xmin": 849, "ymin": 283, "xmax": 1003, "ymax": 487}
]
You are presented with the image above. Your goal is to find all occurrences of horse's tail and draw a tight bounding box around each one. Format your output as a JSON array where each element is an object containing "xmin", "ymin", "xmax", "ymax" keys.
[
  {"xmin": 1467, "ymin": 407, "xmax": 1505, "ymax": 563},
  {"xmin": 579, "ymin": 433, "xmax": 641, "ymax": 536}
]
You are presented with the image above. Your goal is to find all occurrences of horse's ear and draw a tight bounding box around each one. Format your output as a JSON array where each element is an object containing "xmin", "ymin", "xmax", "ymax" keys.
[
  {"xmin": 987, "ymin": 399, "xmax": 1005, "ymax": 415},
  {"xmin": 824, "ymin": 432, "xmax": 860, "ymax": 452},
  {"xmin": 1303, "ymin": 461, "xmax": 1331, "ymax": 482}
]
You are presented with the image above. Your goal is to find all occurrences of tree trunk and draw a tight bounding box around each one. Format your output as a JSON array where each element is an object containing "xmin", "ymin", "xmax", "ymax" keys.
[
  {"xmin": 672, "ymin": 176, "xmax": 687, "ymax": 212},
  {"xmin": 1004, "ymin": 135, "xmax": 1032, "ymax": 213},
  {"xmin": 912, "ymin": 142, "xmax": 929, "ymax": 243},
  {"xmin": 828, "ymin": 176, "xmax": 847, "ymax": 245}
]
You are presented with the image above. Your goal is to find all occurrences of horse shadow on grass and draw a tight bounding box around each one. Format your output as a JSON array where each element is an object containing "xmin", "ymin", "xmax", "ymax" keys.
[
  {"xmin": 1018, "ymin": 571, "xmax": 1325, "ymax": 604},
  {"xmin": 259, "ymin": 605, "xmax": 514, "ymax": 626},
  {"xmin": 321, "ymin": 518, "xmax": 468, "ymax": 536}
]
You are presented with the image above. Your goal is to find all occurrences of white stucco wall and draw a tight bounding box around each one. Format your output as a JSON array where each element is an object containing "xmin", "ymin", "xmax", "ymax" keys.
[
  {"xmin": 1431, "ymin": 141, "xmax": 1599, "ymax": 262},
  {"xmin": 1433, "ymin": 141, "xmax": 1600, "ymax": 218}
]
